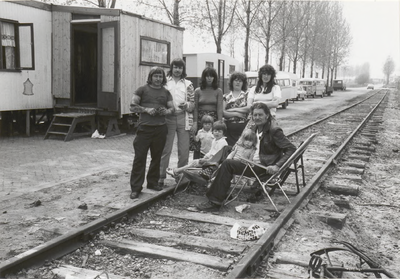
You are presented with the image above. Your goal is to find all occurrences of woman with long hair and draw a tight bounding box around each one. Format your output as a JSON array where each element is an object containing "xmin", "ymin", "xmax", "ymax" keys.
[
  {"xmin": 223, "ymin": 71, "xmax": 250, "ymax": 146},
  {"xmin": 191, "ymin": 67, "xmax": 223, "ymax": 159},
  {"xmin": 247, "ymin": 64, "xmax": 281, "ymax": 118}
]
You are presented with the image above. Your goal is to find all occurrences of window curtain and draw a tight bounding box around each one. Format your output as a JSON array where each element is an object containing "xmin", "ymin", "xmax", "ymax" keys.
[
  {"xmin": 1, "ymin": 22, "xmax": 16, "ymax": 69},
  {"xmin": 1, "ymin": 22, "xmax": 15, "ymax": 47}
]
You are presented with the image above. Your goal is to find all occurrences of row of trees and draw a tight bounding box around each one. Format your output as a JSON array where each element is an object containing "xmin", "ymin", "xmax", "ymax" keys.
[
  {"xmin": 42, "ymin": 0, "xmax": 352, "ymax": 85},
  {"xmin": 138, "ymin": 0, "xmax": 352, "ymax": 86}
]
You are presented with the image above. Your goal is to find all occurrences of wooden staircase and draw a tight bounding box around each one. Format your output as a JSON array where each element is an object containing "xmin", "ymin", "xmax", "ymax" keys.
[{"xmin": 44, "ymin": 113, "xmax": 96, "ymax": 141}]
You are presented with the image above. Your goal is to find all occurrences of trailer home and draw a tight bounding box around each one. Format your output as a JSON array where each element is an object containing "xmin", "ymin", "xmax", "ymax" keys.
[
  {"xmin": 0, "ymin": 1, "xmax": 184, "ymax": 139},
  {"xmin": 0, "ymin": 1, "xmax": 52, "ymax": 136},
  {"xmin": 183, "ymin": 53, "xmax": 242, "ymax": 94}
]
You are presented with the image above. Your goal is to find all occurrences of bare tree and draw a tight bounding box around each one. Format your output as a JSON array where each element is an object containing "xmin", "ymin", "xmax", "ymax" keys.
[
  {"xmin": 253, "ymin": 0, "xmax": 283, "ymax": 65},
  {"xmin": 203, "ymin": 0, "xmax": 238, "ymax": 53},
  {"xmin": 137, "ymin": 0, "xmax": 183, "ymax": 26},
  {"xmin": 275, "ymin": 1, "xmax": 295, "ymax": 71},
  {"xmin": 235, "ymin": 0, "xmax": 263, "ymax": 71},
  {"xmin": 286, "ymin": 1, "xmax": 310, "ymax": 74},
  {"xmin": 383, "ymin": 56, "xmax": 395, "ymax": 84},
  {"xmin": 97, "ymin": 0, "xmax": 116, "ymax": 8}
]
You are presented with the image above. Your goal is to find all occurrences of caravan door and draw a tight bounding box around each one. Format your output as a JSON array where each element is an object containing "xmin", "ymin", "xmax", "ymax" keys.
[{"xmin": 98, "ymin": 21, "xmax": 119, "ymax": 112}]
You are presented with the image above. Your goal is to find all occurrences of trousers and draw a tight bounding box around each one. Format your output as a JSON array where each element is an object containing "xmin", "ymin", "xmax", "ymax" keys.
[
  {"xmin": 206, "ymin": 159, "xmax": 266, "ymax": 204},
  {"xmin": 159, "ymin": 113, "xmax": 190, "ymax": 179},
  {"xmin": 130, "ymin": 124, "xmax": 167, "ymax": 192}
]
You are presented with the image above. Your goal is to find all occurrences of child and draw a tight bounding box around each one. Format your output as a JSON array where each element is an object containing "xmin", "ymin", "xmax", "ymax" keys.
[
  {"xmin": 167, "ymin": 120, "xmax": 228, "ymax": 176},
  {"xmin": 226, "ymin": 129, "xmax": 257, "ymax": 161},
  {"xmin": 195, "ymin": 115, "xmax": 214, "ymax": 158},
  {"xmin": 198, "ymin": 129, "xmax": 257, "ymax": 182}
]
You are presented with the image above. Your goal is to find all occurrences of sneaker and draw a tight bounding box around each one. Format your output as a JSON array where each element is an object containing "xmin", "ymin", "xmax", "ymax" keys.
[
  {"xmin": 166, "ymin": 168, "xmax": 176, "ymax": 178},
  {"xmin": 196, "ymin": 200, "xmax": 220, "ymax": 212},
  {"xmin": 147, "ymin": 184, "xmax": 163, "ymax": 191}
]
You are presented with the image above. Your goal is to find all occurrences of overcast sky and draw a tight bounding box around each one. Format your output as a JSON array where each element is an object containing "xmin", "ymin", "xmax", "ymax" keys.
[{"xmin": 341, "ymin": 0, "xmax": 400, "ymax": 78}]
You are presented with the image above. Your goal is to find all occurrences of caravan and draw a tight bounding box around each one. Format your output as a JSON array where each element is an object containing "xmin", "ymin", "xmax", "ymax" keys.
[{"xmin": 245, "ymin": 71, "xmax": 298, "ymax": 109}]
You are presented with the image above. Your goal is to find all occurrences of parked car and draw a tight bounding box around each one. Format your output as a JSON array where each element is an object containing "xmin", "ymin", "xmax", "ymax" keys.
[
  {"xmin": 367, "ymin": 84, "xmax": 374, "ymax": 89},
  {"xmin": 296, "ymin": 85, "xmax": 306, "ymax": 100}
]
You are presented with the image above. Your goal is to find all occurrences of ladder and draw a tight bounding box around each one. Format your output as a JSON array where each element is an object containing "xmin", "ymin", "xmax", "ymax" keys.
[{"xmin": 44, "ymin": 113, "xmax": 96, "ymax": 141}]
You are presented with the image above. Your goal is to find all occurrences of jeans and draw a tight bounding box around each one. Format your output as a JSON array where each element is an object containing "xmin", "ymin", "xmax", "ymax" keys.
[
  {"xmin": 206, "ymin": 159, "xmax": 266, "ymax": 204},
  {"xmin": 130, "ymin": 124, "xmax": 168, "ymax": 192},
  {"xmin": 159, "ymin": 113, "xmax": 190, "ymax": 179}
]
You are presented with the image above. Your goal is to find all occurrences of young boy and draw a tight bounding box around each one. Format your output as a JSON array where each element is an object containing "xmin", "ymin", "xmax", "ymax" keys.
[
  {"xmin": 166, "ymin": 120, "xmax": 228, "ymax": 176},
  {"xmin": 195, "ymin": 115, "xmax": 214, "ymax": 157}
]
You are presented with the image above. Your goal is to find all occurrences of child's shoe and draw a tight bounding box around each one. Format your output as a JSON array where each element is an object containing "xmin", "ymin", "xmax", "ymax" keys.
[{"xmin": 166, "ymin": 168, "xmax": 176, "ymax": 178}]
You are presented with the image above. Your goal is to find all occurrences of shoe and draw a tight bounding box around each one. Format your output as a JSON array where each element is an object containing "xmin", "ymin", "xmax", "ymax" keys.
[
  {"xmin": 166, "ymin": 168, "xmax": 176, "ymax": 178},
  {"xmin": 130, "ymin": 191, "xmax": 140, "ymax": 199},
  {"xmin": 147, "ymin": 184, "xmax": 163, "ymax": 191},
  {"xmin": 196, "ymin": 200, "xmax": 220, "ymax": 212},
  {"xmin": 247, "ymin": 190, "xmax": 263, "ymax": 203}
]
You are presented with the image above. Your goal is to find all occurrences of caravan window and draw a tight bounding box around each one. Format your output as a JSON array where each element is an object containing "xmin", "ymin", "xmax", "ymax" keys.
[
  {"xmin": 229, "ymin": 65, "xmax": 235, "ymax": 74},
  {"xmin": 299, "ymin": 81, "xmax": 312, "ymax": 85},
  {"xmin": 206, "ymin": 61, "xmax": 214, "ymax": 68},
  {"xmin": 0, "ymin": 19, "xmax": 34, "ymax": 71},
  {"xmin": 276, "ymin": 78, "xmax": 290, "ymax": 86}
]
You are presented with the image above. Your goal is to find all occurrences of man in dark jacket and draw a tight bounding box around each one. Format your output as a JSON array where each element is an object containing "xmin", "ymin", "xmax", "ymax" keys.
[{"xmin": 196, "ymin": 102, "xmax": 296, "ymax": 211}]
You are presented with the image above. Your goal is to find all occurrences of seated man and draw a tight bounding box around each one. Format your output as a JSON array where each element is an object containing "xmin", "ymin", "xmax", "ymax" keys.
[{"xmin": 196, "ymin": 102, "xmax": 296, "ymax": 212}]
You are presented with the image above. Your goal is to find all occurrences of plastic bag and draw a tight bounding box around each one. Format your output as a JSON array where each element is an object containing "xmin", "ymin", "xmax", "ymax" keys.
[{"xmin": 230, "ymin": 223, "xmax": 266, "ymax": 241}]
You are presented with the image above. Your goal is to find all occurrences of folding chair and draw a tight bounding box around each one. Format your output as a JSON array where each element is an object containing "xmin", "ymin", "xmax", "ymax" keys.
[
  {"xmin": 173, "ymin": 168, "xmax": 207, "ymax": 194},
  {"xmin": 173, "ymin": 146, "xmax": 232, "ymax": 194},
  {"xmin": 223, "ymin": 133, "xmax": 317, "ymax": 212}
]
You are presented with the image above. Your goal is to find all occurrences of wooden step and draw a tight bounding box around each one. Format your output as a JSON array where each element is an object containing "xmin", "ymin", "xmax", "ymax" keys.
[
  {"xmin": 44, "ymin": 113, "xmax": 96, "ymax": 141},
  {"xmin": 46, "ymin": 131, "xmax": 68, "ymax": 136},
  {"xmin": 52, "ymin": 123, "xmax": 72, "ymax": 127}
]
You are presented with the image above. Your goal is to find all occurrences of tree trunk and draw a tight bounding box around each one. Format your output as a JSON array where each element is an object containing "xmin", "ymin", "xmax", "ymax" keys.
[{"xmin": 173, "ymin": 0, "xmax": 180, "ymax": 26}]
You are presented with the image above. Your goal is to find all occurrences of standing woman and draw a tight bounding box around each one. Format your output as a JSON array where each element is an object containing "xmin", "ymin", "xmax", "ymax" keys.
[
  {"xmin": 191, "ymin": 67, "xmax": 223, "ymax": 159},
  {"xmin": 247, "ymin": 64, "xmax": 281, "ymax": 119},
  {"xmin": 223, "ymin": 71, "xmax": 250, "ymax": 146}
]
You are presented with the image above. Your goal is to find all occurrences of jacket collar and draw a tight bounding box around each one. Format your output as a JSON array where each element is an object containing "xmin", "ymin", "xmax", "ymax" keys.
[{"xmin": 255, "ymin": 118, "xmax": 277, "ymax": 139}]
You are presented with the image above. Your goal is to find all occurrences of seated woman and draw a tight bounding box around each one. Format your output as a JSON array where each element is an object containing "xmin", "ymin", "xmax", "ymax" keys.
[{"xmin": 196, "ymin": 102, "xmax": 296, "ymax": 212}]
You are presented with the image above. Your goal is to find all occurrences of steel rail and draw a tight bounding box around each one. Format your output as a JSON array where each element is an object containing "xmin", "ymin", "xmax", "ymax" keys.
[
  {"xmin": 0, "ymin": 187, "xmax": 183, "ymax": 276},
  {"xmin": 284, "ymin": 89, "xmax": 384, "ymax": 136},
  {"xmin": 226, "ymin": 90, "xmax": 388, "ymax": 278},
  {"xmin": 0, "ymin": 90, "xmax": 388, "ymax": 277}
]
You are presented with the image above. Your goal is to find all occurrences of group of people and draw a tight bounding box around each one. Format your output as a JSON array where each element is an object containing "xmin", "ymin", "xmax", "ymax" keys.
[{"xmin": 129, "ymin": 58, "xmax": 296, "ymax": 212}]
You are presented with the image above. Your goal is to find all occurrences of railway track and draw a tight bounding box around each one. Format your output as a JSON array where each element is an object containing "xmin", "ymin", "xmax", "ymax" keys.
[{"xmin": 0, "ymin": 89, "xmax": 394, "ymax": 279}]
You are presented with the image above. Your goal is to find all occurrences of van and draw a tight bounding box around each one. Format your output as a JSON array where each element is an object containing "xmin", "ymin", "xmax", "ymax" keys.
[
  {"xmin": 333, "ymin": 79, "xmax": 346, "ymax": 91},
  {"xmin": 299, "ymin": 78, "xmax": 325, "ymax": 98},
  {"xmin": 245, "ymin": 71, "xmax": 298, "ymax": 109},
  {"xmin": 275, "ymin": 71, "xmax": 298, "ymax": 108}
]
